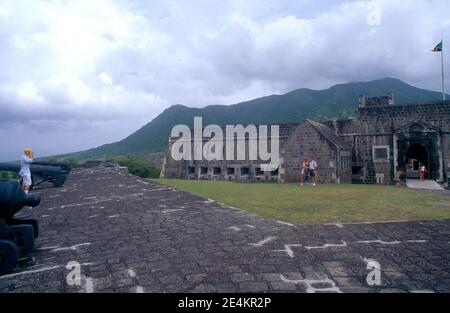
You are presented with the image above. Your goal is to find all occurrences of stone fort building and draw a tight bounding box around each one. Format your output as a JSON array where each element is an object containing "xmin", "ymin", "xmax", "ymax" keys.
[{"xmin": 161, "ymin": 94, "xmax": 450, "ymax": 186}]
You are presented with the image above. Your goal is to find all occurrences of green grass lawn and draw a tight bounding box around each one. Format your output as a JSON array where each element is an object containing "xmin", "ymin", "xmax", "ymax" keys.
[{"xmin": 155, "ymin": 179, "xmax": 450, "ymax": 224}]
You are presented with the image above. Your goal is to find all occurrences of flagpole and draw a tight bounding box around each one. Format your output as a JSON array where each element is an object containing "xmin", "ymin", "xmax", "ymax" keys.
[{"xmin": 442, "ymin": 40, "xmax": 446, "ymax": 101}]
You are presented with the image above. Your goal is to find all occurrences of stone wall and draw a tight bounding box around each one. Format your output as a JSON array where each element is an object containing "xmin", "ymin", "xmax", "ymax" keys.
[
  {"xmin": 334, "ymin": 100, "xmax": 450, "ymax": 184},
  {"xmin": 443, "ymin": 133, "xmax": 450, "ymax": 186},
  {"xmin": 162, "ymin": 121, "xmax": 352, "ymax": 184},
  {"xmin": 161, "ymin": 99, "xmax": 450, "ymax": 185},
  {"xmin": 162, "ymin": 124, "xmax": 297, "ymax": 182},
  {"xmin": 283, "ymin": 122, "xmax": 351, "ymax": 184}
]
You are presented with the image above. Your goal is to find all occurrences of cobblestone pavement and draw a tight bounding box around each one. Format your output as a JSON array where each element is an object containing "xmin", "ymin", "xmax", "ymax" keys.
[{"xmin": 1, "ymin": 167, "xmax": 449, "ymax": 293}]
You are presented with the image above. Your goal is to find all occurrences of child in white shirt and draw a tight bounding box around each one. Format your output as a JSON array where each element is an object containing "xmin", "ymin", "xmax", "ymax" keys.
[{"xmin": 20, "ymin": 148, "xmax": 34, "ymax": 194}]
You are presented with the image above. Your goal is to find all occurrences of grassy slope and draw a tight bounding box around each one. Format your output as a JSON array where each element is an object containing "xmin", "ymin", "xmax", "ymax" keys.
[{"xmin": 156, "ymin": 179, "xmax": 450, "ymax": 224}]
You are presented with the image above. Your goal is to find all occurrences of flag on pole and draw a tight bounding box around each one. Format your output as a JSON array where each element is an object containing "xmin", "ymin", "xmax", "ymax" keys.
[
  {"xmin": 432, "ymin": 41, "xmax": 443, "ymax": 52},
  {"xmin": 431, "ymin": 40, "xmax": 445, "ymax": 100}
]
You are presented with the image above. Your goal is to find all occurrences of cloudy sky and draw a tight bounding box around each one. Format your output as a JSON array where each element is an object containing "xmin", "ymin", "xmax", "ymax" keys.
[{"xmin": 0, "ymin": 0, "xmax": 449, "ymax": 161}]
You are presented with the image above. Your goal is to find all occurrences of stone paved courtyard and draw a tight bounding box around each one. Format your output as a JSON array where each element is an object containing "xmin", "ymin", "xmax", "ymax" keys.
[{"xmin": 1, "ymin": 167, "xmax": 449, "ymax": 293}]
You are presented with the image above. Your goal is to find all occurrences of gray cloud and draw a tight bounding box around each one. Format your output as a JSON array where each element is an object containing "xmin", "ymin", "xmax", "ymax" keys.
[{"xmin": 0, "ymin": 0, "xmax": 449, "ymax": 161}]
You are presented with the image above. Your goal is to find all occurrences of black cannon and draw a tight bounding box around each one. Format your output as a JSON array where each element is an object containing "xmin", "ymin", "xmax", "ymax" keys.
[
  {"xmin": 0, "ymin": 162, "xmax": 67, "ymax": 188},
  {"xmin": 32, "ymin": 160, "xmax": 71, "ymax": 174},
  {"xmin": 0, "ymin": 180, "xmax": 40, "ymax": 275}
]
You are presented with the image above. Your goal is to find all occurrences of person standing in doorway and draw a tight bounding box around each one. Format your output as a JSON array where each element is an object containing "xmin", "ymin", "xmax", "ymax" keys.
[
  {"xmin": 309, "ymin": 157, "xmax": 318, "ymax": 186},
  {"xmin": 20, "ymin": 148, "xmax": 34, "ymax": 194},
  {"xmin": 419, "ymin": 164, "xmax": 427, "ymax": 182}
]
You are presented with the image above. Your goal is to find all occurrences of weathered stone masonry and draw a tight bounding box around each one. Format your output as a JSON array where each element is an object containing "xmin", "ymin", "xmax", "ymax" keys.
[
  {"xmin": 162, "ymin": 95, "xmax": 450, "ymax": 185},
  {"xmin": 329, "ymin": 97, "xmax": 450, "ymax": 184}
]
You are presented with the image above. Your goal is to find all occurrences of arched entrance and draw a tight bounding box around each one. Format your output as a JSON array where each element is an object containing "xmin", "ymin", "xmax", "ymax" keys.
[
  {"xmin": 405, "ymin": 144, "xmax": 429, "ymax": 179},
  {"xmin": 394, "ymin": 122, "xmax": 444, "ymax": 182}
]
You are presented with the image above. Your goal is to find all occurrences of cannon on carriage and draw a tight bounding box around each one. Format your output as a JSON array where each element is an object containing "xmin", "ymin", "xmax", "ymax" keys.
[
  {"xmin": 0, "ymin": 162, "xmax": 67, "ymax": 188},
  {"xmin": 0, "ymin": 180, "xmax": 40, "ymax": 275},
  {"xmin": 32, "ymin": 160, "xmax": 71, "ymax": 174}
]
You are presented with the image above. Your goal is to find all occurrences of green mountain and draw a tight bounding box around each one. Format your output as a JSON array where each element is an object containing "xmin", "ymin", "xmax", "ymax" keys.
[{"xmin": 67, "ymin": 77, "xmax": 446, "ymax": 161}]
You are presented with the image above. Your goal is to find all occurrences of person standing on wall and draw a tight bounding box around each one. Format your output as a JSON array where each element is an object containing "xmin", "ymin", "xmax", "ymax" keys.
[
  {"xmin": 309, "ymin": 156, "xmax": 318, "ymax": 186},
  {"xmin": 19, "ymin": 148, "xmax": 34, "ymax": 194}
]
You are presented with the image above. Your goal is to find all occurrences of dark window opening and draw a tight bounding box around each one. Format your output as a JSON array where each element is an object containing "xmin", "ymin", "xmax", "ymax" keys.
[
  {"xmin": 200, "ymin": 167, "xmax": 208, "ymax": 175},
  {"xmin": 213, "ymin": 167, "xmax": 221, "ymax": 175},
  {"xmin": 240, "ymin": 167, "xmax": 250, "ymax": 176},
  {"xmin": 270, "ymin": 168, "xmax": 279, "ymax": 176},
  {"xmin": 188, "ymin": 166, "xmax": 195, "ymax": 174},
  {"xmin": 352, "ymin": 166, "xmax": 362, "ymax": 175},
  {"xmin": 227, "ymin": 167, "xmax": 235, "ymax": 175},
  {"xmin": 255, "ymin": 167, "xmax": 264, "ymax": 176}
]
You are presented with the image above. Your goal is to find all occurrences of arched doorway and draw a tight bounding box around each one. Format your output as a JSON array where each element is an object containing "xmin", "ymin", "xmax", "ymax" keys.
[
  {"xmin": 394, "ymin": 122, "xmax": 444, "ymax": 182},
  {"xmin": 405, "ymin": 144, "xmax": 429, "ymax": 179}
]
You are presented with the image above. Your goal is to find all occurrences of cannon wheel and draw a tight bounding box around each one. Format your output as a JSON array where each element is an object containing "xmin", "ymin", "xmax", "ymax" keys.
[
  {"xmin": 10, "ymin": 225, "xmax": 35, "ymax": 254},
  {"xmin": 9, "ymin": 219, "xmax": 39, "ymax": 238},
  {"xmin": 52, "ymin": 174, "xmax": 66, "ymax": 188},
  {"xmin": 0, "ymin": 219, "xmax": 12, "ymax": 240},
  {"xmin": 0, "ymin": 239, "xmax": 19, "ymax": 275}
]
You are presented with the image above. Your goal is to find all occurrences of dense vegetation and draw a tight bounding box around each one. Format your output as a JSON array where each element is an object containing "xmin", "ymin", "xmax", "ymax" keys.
[
  {"xmin": 0, "ymin": 171, "xmax": 20, "ymax": 179},
  {"xmin": 40, "ymin": 156, "xmax": 79, "ymax": 167},
  {"xmin": 35, "ymin": 155, "xmax": 160, "ymax": 179},
  {"xmin": 116, "ymin": 156, "xmax": 160, "ymax": 179}
]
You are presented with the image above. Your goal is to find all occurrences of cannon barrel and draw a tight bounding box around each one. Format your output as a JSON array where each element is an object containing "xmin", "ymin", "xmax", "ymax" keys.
[
  {"xmin": 0, "ymin": 180, "xmax": 40, "ymax": 221},
  {"xmin": 0, "ymin": 163, "xmax": 66, "ymax": 175},
  {"xmin": 0, "ymin": 162, "xmax": 67, "ymax": 188},
  {"xmin": 0, "ymin": 163, "xmax": 65, "ymax": 176},
  {"xmin": 31, "ymin": 164, "xmax": 66, "ymax": 176},
  {"xmin": 32, "ymin": 161, "xmax": 71, "ymax": 173}
]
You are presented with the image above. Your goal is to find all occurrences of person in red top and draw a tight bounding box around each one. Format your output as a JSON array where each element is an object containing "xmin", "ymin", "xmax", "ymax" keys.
[
  {"xmin": 419, "ymin": 164, "xmax": 427, "ymax": 181},
  {"xmin": 300, "ymin": 158, "xmax": 309, "ymax": 186}
]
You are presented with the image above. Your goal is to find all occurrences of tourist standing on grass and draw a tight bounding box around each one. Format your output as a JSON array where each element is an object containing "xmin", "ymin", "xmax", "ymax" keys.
[
  {"xmin": 300, "ymin": 158, "xmax": 309, "ymax": 186},
  {"xmin": 19, "ymin": 148, "xmax": 34, "ymax": 194},
  {"xmin": 419, "ymin": 164, "xmax": 427, "ymax": 181},
  {"xmin": 309, "ymin": 157, "xmax": 318, "ymax": 186}
]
